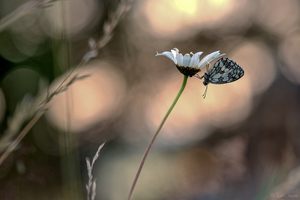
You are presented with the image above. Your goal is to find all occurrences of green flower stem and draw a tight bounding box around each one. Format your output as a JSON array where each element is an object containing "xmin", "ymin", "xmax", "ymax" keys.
[{"xmin": 127, "ymin": 75, "xmax": 188, "ymax": 200}]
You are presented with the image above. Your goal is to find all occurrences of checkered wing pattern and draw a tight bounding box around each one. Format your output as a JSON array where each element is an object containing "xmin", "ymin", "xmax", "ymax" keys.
[{"xmin": 207, "ymin": 58, "xmax": 244, "ymax": 84}]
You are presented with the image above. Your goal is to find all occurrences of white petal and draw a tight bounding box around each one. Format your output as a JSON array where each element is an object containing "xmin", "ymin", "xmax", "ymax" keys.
[
  {"xmin": 189, "ymin": 51, "xmax": 203, "ymax": 68},
  {"xmin": 183, "ymin": 54, "xmax": 191, "ymax": 67},
  {"xmin": 171, "ymin": 48, "xmax": 179, "ymax": 55},
  {"xmin": 198, "ymin": 50, "xmax": 225, "ymax": 69},
  {"xmin": 171, "ymin": 48, "xmax": 179, "ymax": 63},
  {"xmin": 176, "ymin": 53, "xmax": 184, "ymax": 66},
  {"xmin": 156, "ymin": 51, "xmax": 177, "ymax": 64}
]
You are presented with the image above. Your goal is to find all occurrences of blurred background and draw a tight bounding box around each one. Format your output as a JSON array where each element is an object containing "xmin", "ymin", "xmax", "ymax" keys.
[{"xmin": 1, "ymin": 0, "xmax": 300, "ymax": 199}]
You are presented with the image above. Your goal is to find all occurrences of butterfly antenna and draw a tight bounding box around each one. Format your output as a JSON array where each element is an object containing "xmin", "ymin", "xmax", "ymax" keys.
[
  {"xmin": 194, "ymin": 74, "xmax": 204, "ymax": 79},
  {"xmin": 202, "ymin": 85, "xmax": 208, "ymax": 99}
]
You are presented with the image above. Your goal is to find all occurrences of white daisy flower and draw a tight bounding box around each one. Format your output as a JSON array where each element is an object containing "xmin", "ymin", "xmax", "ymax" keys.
[{"xmin": 156, "ymin": 48, "xmax": 225, "ymax": 77}]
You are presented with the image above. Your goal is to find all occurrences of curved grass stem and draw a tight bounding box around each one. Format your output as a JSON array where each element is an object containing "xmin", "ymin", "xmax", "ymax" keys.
[
  {"xmin": 0, "ymin": 111, "xmax": 44, "ymax": 165},
  {"xmin": 127, "ymin": 75, "xmax": 188, "ymax": 200}
]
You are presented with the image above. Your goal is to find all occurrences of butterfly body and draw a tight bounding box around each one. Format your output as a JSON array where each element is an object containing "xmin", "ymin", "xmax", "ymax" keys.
[
  {"xmin": 200, "ymin": 57, "xmax": 244, "ymax": 98},
  {"xmin": 203, "ymin": 57, "xmax": 244, "ymax": 86}
]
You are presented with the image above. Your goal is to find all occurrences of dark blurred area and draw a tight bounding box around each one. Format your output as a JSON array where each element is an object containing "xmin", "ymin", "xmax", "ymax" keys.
[{"xmin": 1, "ymin": 0, "xmax": 300, "ymax": 199}]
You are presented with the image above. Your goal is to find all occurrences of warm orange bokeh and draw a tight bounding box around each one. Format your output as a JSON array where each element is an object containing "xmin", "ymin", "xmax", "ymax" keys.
[{"xmin": 46, "ymin": 61, "xmax": 126, "ymax": 132}]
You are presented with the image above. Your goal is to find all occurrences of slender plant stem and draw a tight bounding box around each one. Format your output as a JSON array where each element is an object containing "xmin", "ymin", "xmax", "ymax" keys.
[
  {"xmin": 58, "ymin": 0, "xmax": 82, "ymax": 199},
  {"xmin": 127, "ymin": 75, "xmax": 188, "ymax": 200},
  {"xmin": 0, "ymin": 111, "xmax": 44, "ymax": 165}
]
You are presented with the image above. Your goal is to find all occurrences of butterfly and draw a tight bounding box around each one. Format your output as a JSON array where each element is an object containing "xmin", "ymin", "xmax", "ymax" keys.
[{"xmin": 198, "ymin": 57, "xmax": 244, "ymax": 98}]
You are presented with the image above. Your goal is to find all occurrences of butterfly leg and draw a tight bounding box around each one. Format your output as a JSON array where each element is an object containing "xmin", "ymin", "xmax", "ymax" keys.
[{"xmin": 202, "ymin": 85, "xmax": 208, "ymax": 98}]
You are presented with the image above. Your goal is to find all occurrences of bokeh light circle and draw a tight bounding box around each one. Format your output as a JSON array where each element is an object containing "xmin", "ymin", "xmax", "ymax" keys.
[
  {"xmin": 254, "ymin": 0, "xmax": 300, "ymax": 36},
  {"xmin": 279, "ymin": 32, "xmax": 300, "ymax": 84},
  {"xmin": 231, "ymin": 40, "xmax": 277, "ymax": 95},
  {"xmin": 40, "ymin": 0, "xmax": 100, "ymax": 37},
  {"xmin": 138, "ymin": 0, "xmax": 247, "ymax": 38},
  {"xmin": 46, "ymin": 61, "xmax": 126, "ymax": 132},
  {"xmin": 1, "ymin": 67, "xmax": 40, "ymax": 112}
]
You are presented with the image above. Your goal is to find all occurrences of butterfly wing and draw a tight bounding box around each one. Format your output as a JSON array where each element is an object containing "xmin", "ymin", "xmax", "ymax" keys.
[{"xmin": 207, "ymin": 58, "xmax": 244, "ymax": 84}]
